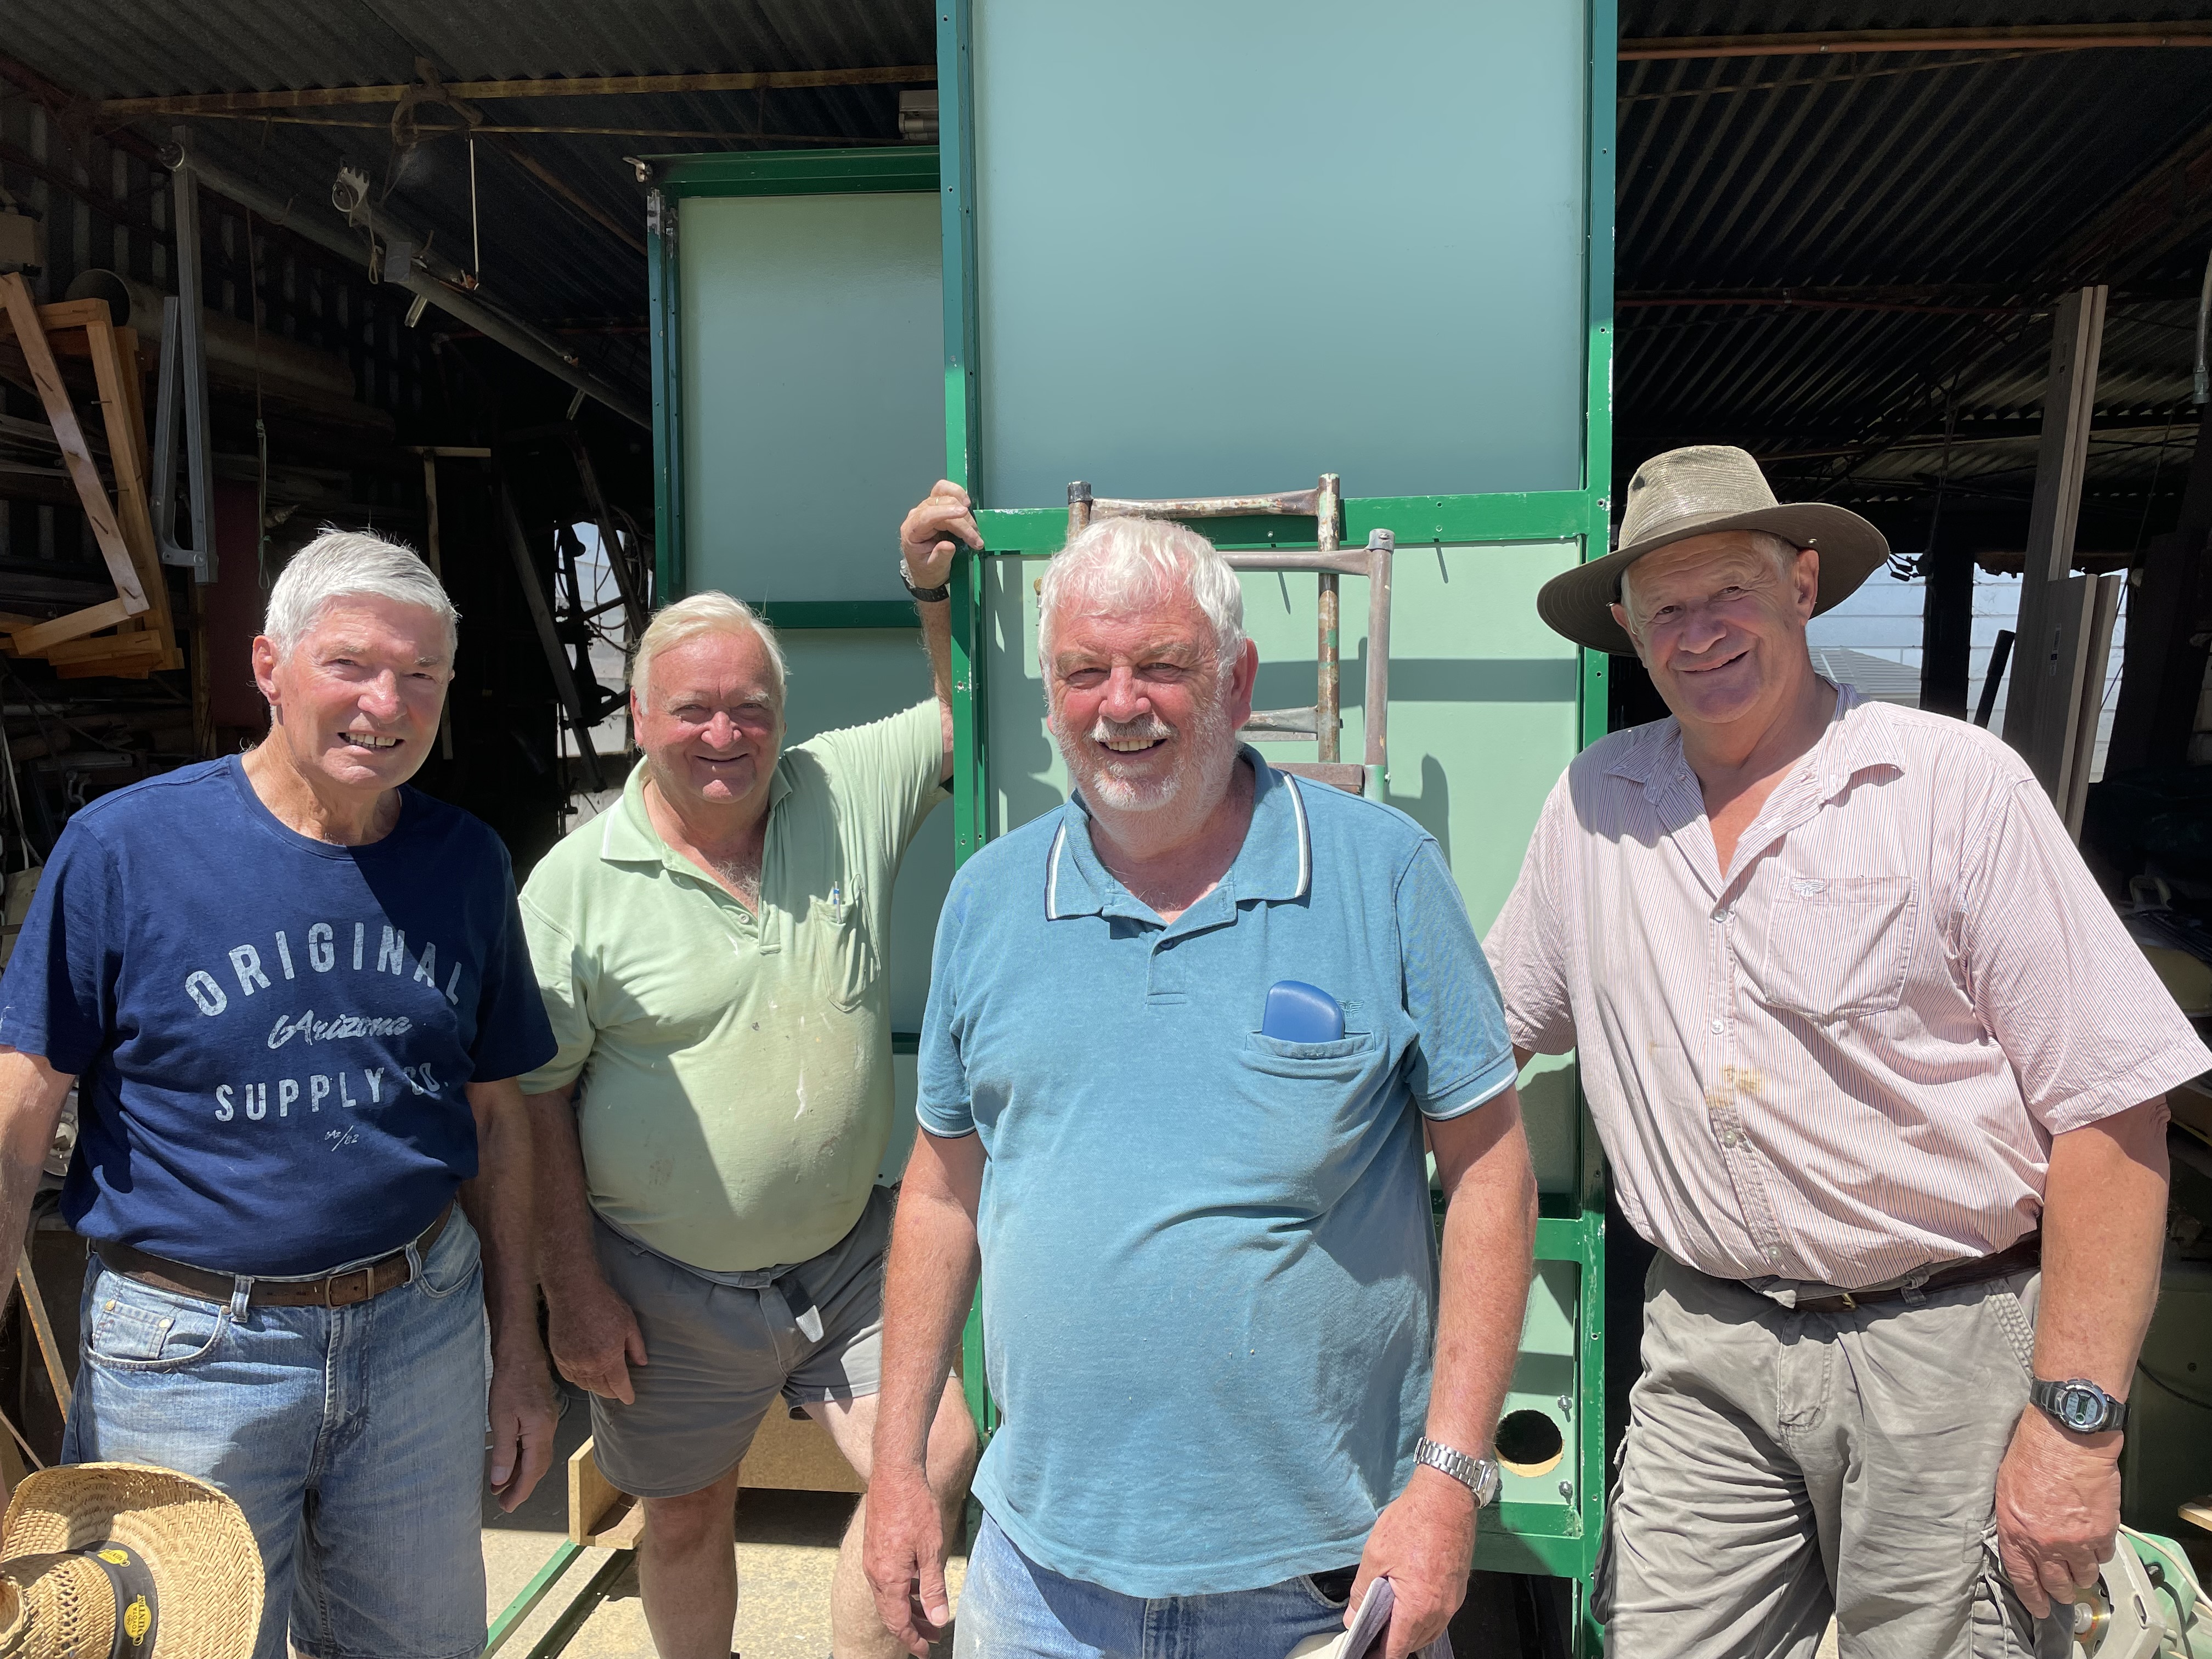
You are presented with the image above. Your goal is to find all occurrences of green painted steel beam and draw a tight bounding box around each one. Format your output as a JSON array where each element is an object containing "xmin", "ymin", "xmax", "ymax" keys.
[
  {"xmin": 523, "ymin": 1549, "xmax": 632, "ymax": 1659},
  {"xmin": 758, "ymin": 601, "xmax": 919, "ymax": 631},
  {"xmin": 484, "ymin": 1540, "xmax": 584, "ymax": 1656},
  {"xmin": 646, "ymin": 149, "xmax": 941, "ymax": 600},
  {"xmin": 1474, "ymin": 1504, "xmax": 1589, "ymax": 1579},
  {"xmin": 647, "ymin": 147, "xmax": 941, "ymax": 197},
  {"xmin": 647, "ymin": 190, "xmax": 682, "ymax": 603}
]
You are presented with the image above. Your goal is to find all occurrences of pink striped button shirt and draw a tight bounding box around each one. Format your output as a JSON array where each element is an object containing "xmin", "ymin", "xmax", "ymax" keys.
[{"xmin": 1485, "ymin": 683, "xmax": 2210, "ymax": 1290}]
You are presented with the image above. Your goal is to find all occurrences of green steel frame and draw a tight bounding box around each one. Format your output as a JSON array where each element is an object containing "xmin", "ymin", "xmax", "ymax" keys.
[
  {"xmin": 646, "ymin": 146, "xmax": 943, "ymax": 613},
  {"xmin": 929, "ymin": 0, "xmax": 1619, "ymax": 1648},
  {"xmin": 637, "ymin": 3, "xmax": 1620, "ymax": 1639}
]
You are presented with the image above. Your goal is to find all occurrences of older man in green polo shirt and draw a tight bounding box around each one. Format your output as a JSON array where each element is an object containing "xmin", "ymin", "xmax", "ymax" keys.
[{"xmin": 521, "ymin": 482, "xmax": 984, "ymax": 1659}]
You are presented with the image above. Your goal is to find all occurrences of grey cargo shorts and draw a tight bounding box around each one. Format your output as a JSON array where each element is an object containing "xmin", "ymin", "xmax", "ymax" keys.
[
  {"xmin": 1596, "ymin": 1252, "xmax": 2050, "ymax": 1659},
  {"xmin": 587, "ymin": 1186, "xmax": 893, "ymax": 1500}
]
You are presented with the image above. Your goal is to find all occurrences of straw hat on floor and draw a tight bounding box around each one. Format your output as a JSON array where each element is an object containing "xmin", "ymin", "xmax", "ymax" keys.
[{"xmin": 0, "ymin": 1463, "xmax": 261, "ymax": 1658}]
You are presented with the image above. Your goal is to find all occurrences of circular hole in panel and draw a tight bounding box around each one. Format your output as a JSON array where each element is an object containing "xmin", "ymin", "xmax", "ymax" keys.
[{"xmin": 1494, "ymin": 1408, "xmax": 1565, "ymax": 1479}]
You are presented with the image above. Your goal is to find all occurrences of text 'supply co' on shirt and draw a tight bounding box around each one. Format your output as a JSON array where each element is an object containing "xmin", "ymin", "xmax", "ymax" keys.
[{"xmin": 0, "ymin": 757, "xmax": 555, "ymax": 1277}]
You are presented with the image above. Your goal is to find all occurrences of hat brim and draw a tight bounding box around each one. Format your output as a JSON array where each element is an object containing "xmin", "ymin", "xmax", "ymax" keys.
[
  {"xmin": 1536, "ymin": 503, "xmax": 1891, "ymax": 656},
  {"xmin": 4, "ymin": 1463, "xmax": 264, "ymax": 1657}
]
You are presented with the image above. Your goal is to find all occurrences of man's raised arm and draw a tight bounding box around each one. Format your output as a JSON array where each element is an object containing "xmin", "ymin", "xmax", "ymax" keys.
[
  {"xmin": 865, "ymin": 1125, "xmax": 985, "ymax": 1657},
  {"xmin": 899, "ymin": 480, "xmax": 983, "ymax": 778}
]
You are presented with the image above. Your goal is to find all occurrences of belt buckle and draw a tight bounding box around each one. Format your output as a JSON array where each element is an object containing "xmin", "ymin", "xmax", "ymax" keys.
[
  {"xmin": 325, "ymin": 1268, "xmax": 369, "ymax": 1307},
  {"xmin": 1838, "ymin": 1291, "xmax": 1856, "ymax": 1311}
]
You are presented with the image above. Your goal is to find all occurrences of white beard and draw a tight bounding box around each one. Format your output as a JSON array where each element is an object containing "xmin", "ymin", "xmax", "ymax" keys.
[{"xmin": 1051, "ymin": 691, "xmax": 1239, "ymax": 815}]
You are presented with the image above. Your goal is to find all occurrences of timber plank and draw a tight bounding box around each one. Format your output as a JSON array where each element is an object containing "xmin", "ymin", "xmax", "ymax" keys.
[{"xmin": 0, "ymin": 275, "xmax": 148, "ymax": 617}]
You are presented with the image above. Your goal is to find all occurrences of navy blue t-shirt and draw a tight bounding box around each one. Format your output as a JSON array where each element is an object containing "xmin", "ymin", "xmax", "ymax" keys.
[{"xmin": 0, "ymin": 757, "xmax": 557, "ymax": 1276}]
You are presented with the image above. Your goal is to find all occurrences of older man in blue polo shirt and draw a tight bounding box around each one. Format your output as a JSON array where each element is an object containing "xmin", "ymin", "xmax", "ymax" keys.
[{"xmin": 862, "ymin": 500, "xmax": 1538, "ymax": 1659}]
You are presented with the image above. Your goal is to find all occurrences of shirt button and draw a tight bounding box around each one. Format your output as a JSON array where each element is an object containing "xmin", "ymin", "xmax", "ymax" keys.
[
  {"xmin": 1709, "ymin": 1018, "xmax": 1724, "ymax": 1034},
  {"xmin": 1714, "ymin": 908, "xmax": 1732, "ymax": 923}
]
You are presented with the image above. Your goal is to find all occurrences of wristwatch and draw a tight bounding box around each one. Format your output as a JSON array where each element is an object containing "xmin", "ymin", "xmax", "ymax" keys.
[
  {"xmin": 2030, "ymin": 1377, "xmax": 2129, "ymax": 1435},
  {"xmin": 1414, "ymin": 1437, "xmax": 1501, "ymax": 1506},
  {"xmin": 899, "ymin": 558, "xmax": 951, "ymax": 603}
]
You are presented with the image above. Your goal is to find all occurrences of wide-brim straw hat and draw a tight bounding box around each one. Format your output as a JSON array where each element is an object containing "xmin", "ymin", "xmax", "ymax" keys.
[
  {"xmin": 0, "ymin": 1463, "xmax": 261, "ymax": 1657},
  {"xmin": 1537, "ymin": 444, "xmax": 1891, "ymax": 656}
]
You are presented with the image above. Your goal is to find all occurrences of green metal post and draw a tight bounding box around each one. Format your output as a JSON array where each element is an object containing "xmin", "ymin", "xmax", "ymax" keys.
[
  {"xmin": 1576, "ymin": 0, "xmax": 1619, "ymax": 1646},
  {"xmin": 647, "ymin": 187, "xmax": 683, "ymax": 603},
  {"xmin": 522, "ymin": 1549, "xmax": 633, "ymax": 1659},
  {"xmin": 938, "ymin": 0, "xmax": 981, "ymax": 488}
]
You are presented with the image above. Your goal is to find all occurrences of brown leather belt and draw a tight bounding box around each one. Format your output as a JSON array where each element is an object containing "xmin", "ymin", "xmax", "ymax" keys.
[
  {"xmin": 1787, "ymin": 1231, "xmax": 2040, "ymax": 1315},
  {"xmin": 94, "ymin": 1203, "xmax": 453, "ymax": 1309}
]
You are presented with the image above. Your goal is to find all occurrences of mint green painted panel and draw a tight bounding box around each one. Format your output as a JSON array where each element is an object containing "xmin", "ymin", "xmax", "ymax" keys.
[
  {"xmin": 968, "ymin": 0, "xmax": 1591, "ymax": 507},
  {"xmin": 978, "ymin": 540, "xmax": 1581, "ymax": 1188},
  {"xmin": 678, "ymin": 192, "xmax": 945, "ymax": 603},
  {"xmin": 1496, "ymin": 1260, "xmax": 1582, "ymax": 1510}
]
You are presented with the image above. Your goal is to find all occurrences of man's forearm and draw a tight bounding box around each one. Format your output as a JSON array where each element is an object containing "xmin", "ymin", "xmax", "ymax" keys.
[
  {"xmin": 1428, "ymin": 1104, "xmax": 1538, "ymax": 1459},
  {"xmin": 522, "ymin": 1082, "xmax": 606, "ymax": 1298},
  {"xmin": 2033, "ymin": 1098, "xmax": 2170, "ymax": 1398},
  {"xmin": 918, "ymin": 592, "xmax": 954, "ymax": 774},
  {"xmin": 876, "ymin": 1144, "xmax": 981, "ymax": 1476},
  {"xmin": 0, "ymin": 1052, "xmax": 73, "ymax": 1291},
  {"xmin": 460, "ymin": 1079, "xmax": 539, "ymax": 1353}
]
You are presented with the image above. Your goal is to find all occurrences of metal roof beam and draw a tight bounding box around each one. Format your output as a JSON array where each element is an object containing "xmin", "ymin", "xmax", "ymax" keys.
[
  {"xmin": 1620, "ymin": 24, "xmax": 2212, "ymax": 61},
  {"xmin": 96, "ymin": 65, "xmax": 935, "ymax": 117}
]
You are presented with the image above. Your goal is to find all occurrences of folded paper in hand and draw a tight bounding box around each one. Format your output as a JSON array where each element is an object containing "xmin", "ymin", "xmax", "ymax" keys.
[{"xmin": 1285, "ymin": 1577, "xmax": 1453, "ymax": 1659}]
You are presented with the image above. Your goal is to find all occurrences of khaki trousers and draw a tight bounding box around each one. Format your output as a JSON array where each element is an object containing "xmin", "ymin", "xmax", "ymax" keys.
[{"xmin": 1597, "ymin": 1254, "xmax": 2049, "ymax": 1659}]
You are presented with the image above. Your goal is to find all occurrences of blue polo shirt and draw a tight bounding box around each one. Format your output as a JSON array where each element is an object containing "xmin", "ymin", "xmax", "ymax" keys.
[{"xmin": 917, "ymin": 750, "xmax": 1516, "ymax": 1596}]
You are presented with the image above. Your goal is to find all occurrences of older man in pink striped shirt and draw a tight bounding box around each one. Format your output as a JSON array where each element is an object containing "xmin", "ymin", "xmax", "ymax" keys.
[{"xmin": 1486, "ymin": 445, "xmax": 2208, "ymax": 1659}]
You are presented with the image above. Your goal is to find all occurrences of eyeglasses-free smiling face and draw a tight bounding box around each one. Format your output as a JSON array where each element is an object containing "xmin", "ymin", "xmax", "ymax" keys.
[
  {"xmin": 1612, "ymin": 531, "xmax": 1820, "ymax": 735},
  {"xmin": 631, "ymin": 630, "xmax": 785, "ymax": 818},
  {"xmin": 254, "ymin": 595, "xmax": 453, "ymax": 797},
  {"xmin": 1044, "ymin": 589, "xmax": 1254, "ymax": 816}
]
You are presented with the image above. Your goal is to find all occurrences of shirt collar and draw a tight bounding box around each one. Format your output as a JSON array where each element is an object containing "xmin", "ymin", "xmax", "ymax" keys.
[
  {"xmin": 1045, "ymin": 746, "xmax": 1312, "ymax": 922},
  {"xmin": 1603, "ymin": 679, "xmax": 1903, "ymax": 801},
  {"xmin": 600, "ymin": 754, "xmax": 793, "ymax": 870}
]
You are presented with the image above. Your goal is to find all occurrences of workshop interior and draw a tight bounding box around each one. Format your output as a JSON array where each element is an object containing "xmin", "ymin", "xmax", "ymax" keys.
[{"xmin": 0, "ymin": 2, "xmax": 2209, "ymax": 1655}]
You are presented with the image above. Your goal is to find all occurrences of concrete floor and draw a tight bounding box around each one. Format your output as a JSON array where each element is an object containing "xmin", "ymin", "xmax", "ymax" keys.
[
  {"xmin": 481, "ymin": 1388, "xmax": 965, "ymax": 1659},
  {"xmin": 480, "ymin": 1389, "xmax": 1826, "ymax": 1659}
]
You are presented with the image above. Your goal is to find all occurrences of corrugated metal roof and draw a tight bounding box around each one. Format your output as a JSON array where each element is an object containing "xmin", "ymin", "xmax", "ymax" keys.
[
  {"xmin": 2, "ymin": 0, "xmax": 931, "ymax": 344},
  {"xmin": 1617, "ymin": 2, "xmax": 2212, "ymax": 550},
  {"xmin": 4, "ymin": 0, "xmax": 2203, "ymax": 552}
]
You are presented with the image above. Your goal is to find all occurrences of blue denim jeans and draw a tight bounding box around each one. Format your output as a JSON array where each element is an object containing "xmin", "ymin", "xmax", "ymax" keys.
[
  {"xmin": 63, "ymin": 1209, "xmax": 491, "ymax": 1659},
  {"xmin": 956, "ymin": 1509, "xmax": 1353, "ymax": 1659}
]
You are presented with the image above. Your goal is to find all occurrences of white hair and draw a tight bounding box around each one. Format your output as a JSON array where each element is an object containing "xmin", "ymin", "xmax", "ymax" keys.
[
  {"xmin": 630, "ymin": 591, "xmax": 788, "ymax": 707},
  {"xmin": 1037, "ymin": 517, "xmax": 1246, "ymax": 671},
  {"xmin": 264, "ymin": 528, "xmax": 458, "ymax": 658},
  {"xmin": 1618, "ymin": 528, "xmax": 1799, "ymax": 623}
]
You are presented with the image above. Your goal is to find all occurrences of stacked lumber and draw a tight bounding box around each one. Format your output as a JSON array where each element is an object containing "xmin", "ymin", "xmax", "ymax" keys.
[{"xmin": 0, "ymin": 273, "xmax": 179, "ymax": 679}]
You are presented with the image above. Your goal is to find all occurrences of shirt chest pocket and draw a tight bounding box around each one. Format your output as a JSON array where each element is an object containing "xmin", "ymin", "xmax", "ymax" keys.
[
  {"xmin": 805, "ymin": 893, "xmax": 880, "ymax": 1013},
  {"xmin": 1746, "ymin": 875, "xmax": 1918, "ymax": 1021}
]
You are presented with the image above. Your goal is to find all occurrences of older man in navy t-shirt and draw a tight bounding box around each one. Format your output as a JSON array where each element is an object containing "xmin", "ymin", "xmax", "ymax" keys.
[
  {"xmin": 0, "ymin": 530, "xmax": 556, "ymax": 1659},
  {"xmin": 864, "ymin": 504, "xmax": 1540, "ymax": 1659}
]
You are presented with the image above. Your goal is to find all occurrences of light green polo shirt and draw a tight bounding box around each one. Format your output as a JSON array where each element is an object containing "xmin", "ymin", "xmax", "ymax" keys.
[{"xmin": 518, "ymin": 700, "xmax": 944, "ymax": 1271}]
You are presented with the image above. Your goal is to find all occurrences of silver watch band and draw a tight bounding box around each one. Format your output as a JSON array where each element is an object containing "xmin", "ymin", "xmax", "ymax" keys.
[{"xmin": 1414, "ymin": 1437, "xmax": 1500, "ymax": 1506}]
